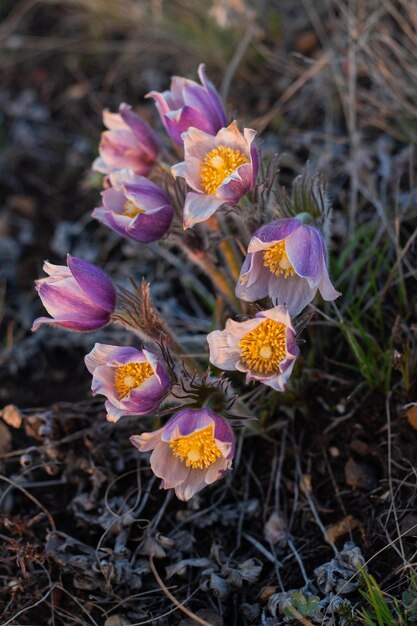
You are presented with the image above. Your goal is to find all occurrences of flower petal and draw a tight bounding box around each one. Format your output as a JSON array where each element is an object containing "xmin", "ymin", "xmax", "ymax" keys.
[
  {"xmin": 183, "ymin": 192, "xmax": 225, "ymax": 229},
  {"xmin": 67, "ymin": 255, "xmax": 116, "ymax": 313},
  {"xmin": 267, "ymin": 272, "xmax": 316, "ymax": 316}
]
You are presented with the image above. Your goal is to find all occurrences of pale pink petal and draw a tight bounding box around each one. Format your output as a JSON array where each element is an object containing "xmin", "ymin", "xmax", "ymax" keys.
[
  {"xmin": 131, "ymin": 428, "xmax": 164, "ymax": 452},
  {"xmin": 183, "ymin": 192, "xmax": 224, "ymax": 229},
  {"xmin": 150, "ymin": 442, "xmax": 189, "ymax": 489},
  {"xmin": 174, "ymin": 467, "xmax": 208, "ymax": 501}
]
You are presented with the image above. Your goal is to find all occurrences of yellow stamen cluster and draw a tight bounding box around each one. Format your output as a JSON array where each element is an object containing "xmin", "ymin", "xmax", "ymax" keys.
[
  {"xmin": 114, "ymin": 362, "xmax": 153, "ymax": 399},
  {"xmin": 123, "ymin": 199, "xmax": 145, "ymax": 219},
  {"xmin": 200, "ymin": 145, "xmax": 248, "ymax": 195},
  {"xmin": 238, "ymin": 319, "xmax": 287, "ymax": 374},
  {"xmin": 263, "ymin": 241, "xmax": 295, "ymax": 279},
  {"xmin": 169, "ymin": 425, "xmax": 222, "ymax": 469}
]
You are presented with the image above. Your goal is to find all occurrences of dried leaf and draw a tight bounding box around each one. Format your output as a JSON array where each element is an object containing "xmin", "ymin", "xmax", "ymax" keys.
[
  {"xmin": 104, "ymin": 616, "xmax": 131, "ymax": 626},
  {"xmin": 344, "ymin": 457, "xmax": 378, "ymax": 490},
  {"xmin": 264, "ymin": 511, "xmax": 288, "ymax": 545},
  {"xmin": 166, "ymin": 557, "xmax": 212, "ymax": 579},
  {"xmin": 179, "ymin": 610, "xmax": 223, "ymax": 626},
  {"xmin": 1, "ymin": 404, "xmax": 22, "ymax": 428},
  {"xmin": 326, "ymin": 515, "xmax": 361, "ymax": 544},
  {"xmin": 406, "ymin": 405, "xmax": 417, "ymax": 429}
]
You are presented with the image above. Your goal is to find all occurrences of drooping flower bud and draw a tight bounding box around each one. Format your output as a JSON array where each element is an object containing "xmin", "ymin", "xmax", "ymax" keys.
[
  {"xmin": 32, "ymin": 256, "xmax": 116, "ymax": 332},
  {"xmin": 147, "ymin": 64, "xmax": 227, "ymax": 146}
]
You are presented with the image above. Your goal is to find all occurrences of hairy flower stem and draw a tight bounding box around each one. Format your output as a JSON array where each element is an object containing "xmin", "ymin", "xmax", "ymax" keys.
[
  {"xmin": 182, "ymin": 246, "xmax": 242, "ymax": 313},
  {"xmin": 209, "ymin": 215, "xmax": 242, "ymax": 283}
]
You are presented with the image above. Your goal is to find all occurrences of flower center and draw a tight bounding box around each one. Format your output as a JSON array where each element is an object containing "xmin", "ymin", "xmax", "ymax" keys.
[
  {"xmin": 114, "ymin": 362, "xmax": 153, "ymax": 398},
  {"xmin": 263, "ymin": 241, "xmax": 295, "ymax": 278},
  {"xmin": 123, "ymin": 199, "xmax": 145, "ymax": 219},
  {"xmin": 238, "ymin": 319, "xmax": 287, "ymax": 374},
  {"xmin": 200, "ymin": 145, "xmax": 248, "ymax": 195},
  {"xmin": 169, "ymin": 425, "xmax": 222, "ymax": 469}
]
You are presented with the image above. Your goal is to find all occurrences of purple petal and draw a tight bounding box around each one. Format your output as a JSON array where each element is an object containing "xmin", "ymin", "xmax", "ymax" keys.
[
  {"xmin": 119, "ymin": 104, "xmax": 159, "ymax": 158},
  {"xmin": 235, "ymin": 251, "xmax": 270, "ymax": 302},
  {"xmin": 267, "ymin": 272, "xmax": 316, "ymax": 316},
  {"xmin": 32, "ymin": 315, "xmax": 108, "ymax": 332},
  {"xmin": 37, "ymin": 281, "xmax": 105, "ymax": 319},
  {"xmin": 285, "ymin": 225, "xmax": 323, "ymax": 284},
  {"xmin": 197, "ymin": 64, "xmax": 227, "ymax": 129},
  {"xmin": 252, "ymin": 219, "xmax": 301, "ymax": 246},
  {"xmin": 67, "ymin": 255, "xmax": 116, "ymax": 313},
  {"xmin": 162, "ymin": 409, "xmax": 213, "ymax": 441},
  {"xmin": 217, "ymin": 162, "xmax": 252, "ymax": 203},
  {"xmin": 164, "ymin": 105, "xmax": 215, "ymax": 145}
]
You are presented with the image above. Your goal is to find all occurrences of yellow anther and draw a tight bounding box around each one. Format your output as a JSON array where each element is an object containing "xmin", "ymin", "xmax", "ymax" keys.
[
  {"xmin": 169, "ymin": 425, "xmax": 222, "ymax": 469},
  {"xmin": 238, "ymin": 319, "xmax": 287, "ymax": 374},
  {"xmin": 200, "ymin": 145, "xmax": 248, "ymax": 195},
  {"xmin": 123, "ymin": 199, "xmax": 145, "ymax": 219},
  {"xmin": 114, "ymin": 362, "xmax": 153, "ymax": 398},
  {"xmin": 263, "ymin": 241, "xmax": 295, "ymax": 279}
]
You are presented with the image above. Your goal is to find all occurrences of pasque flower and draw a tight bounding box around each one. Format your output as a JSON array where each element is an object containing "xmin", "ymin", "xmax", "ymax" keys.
[
  {"xmin": 147, "ymin": 63, "xmax": 227, "ymax": 146},
  {"xmin": 93, "ymin": 169, "xmax": 173, "ymax": 243},
  {"xmin": 84, "ymin": 344, "xmax": 171, "ymax": 422},
  {"xmin": 32, "ymin": 256, "xmax": 116, "ymax": 332},
  {"xmin": 93, "ymin": 104, "xmax": 159, "ymax": 176},
  {"xmin": 171, "ymin": 122, "xmax": 258, "ymax": 229},
  {"xmin": 207, "ymin": 306, "xmax": 298, "ymax": 391},
  {"xmin": 236, "ymin": 218, "xmax": 340, "ymax": 316},
  {"xmin": 131, "ymin": 408, "xmax": 235, "ymax": 501}
]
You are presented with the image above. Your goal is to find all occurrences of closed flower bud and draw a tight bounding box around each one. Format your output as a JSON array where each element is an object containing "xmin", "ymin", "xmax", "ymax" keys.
[
  {"xmin": 93, "ymin": 169, "xmax": 173, "ymax": 243},
  {"xmin": 32, "ymin": 256, "xmax": 116, "ymax": 332},
  {"xmin": 93, "ymin": 104, "xmax": 159, "ymax": 176},
  {"xmin": 147, "ymin": 64, "xmax": 227, "ymax": 146}
]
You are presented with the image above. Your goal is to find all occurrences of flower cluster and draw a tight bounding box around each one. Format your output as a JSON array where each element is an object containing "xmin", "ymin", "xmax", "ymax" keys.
[{"xmin": 32, "ymin": 64, "xmax": 340, "ymax": 500}]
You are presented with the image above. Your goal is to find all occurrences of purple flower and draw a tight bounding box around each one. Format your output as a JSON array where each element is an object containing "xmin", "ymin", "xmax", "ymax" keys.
[
  {"xmin": 93, "ymin": 169, "xmax": 173, "ymax": 243},
  {"xmin": 236, "ymin": 218, "xmax": 341, "ymax": 316},
  {"xmin": 146, "ymin": 64, "xmax": 227, "ymax": 146},
  {"xmin": 93, "ymin": 104, "xmax": 159, "ymax": 176},
  {"xmin": 84, "ymin": 343, "xmax": 171, "ymax": 422},
  {"xmin": 207, "ymin": 306, "xmax": 298, "ymax": 392},
  {"xmin": 130, "ymin": 408, "xmax": 235, "ymax": 501},
  {"xmin": 32, "ymin": 256, "xmax": 116, "ymax": 332},
  {"xmin": 172, "ymin": 122, "xmax": 258, "ymax": 229}
]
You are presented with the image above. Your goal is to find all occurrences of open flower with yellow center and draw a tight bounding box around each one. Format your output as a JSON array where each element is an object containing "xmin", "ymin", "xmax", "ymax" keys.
[
  {"xmin": 93, "ymin": 168, "xmax": 173, "ymax": 243},
  {"xmin": 207, "ymin": 306, "xmax": 298, "ymax": 391},
  {"xmin": 171, "ymin": 122, "xmax": 258, "ymax": 229},
  {"xmin": 84, "ymin": 343, "xmax": 170, "ymax": 422},
  {"xmin": 130, "ymin": 408, "xmax": 235, "ymax": 501},
  {"xmin": 236, "ymin": 218, "xmax": 341, "ymax": 316}
]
